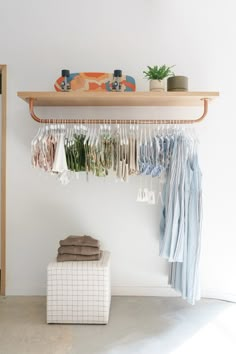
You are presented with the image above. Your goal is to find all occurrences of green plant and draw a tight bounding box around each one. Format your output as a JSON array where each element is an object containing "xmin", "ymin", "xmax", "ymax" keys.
[{"xmin": 143, "ymin": 65, "xmax": 175, "ymax": 81}]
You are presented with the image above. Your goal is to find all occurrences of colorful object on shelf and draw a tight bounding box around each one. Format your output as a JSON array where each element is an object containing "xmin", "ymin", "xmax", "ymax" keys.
[
  {"xmin": 54, "ymin": 72, "xmax": 136, "ymax": 92},
  {"xmin": 111, "ymin": 69, "xmax": 123, "ymax": 92},
  {"xmin": 60, "ymin": 69, "xmax": 71, "ymax": 91}
]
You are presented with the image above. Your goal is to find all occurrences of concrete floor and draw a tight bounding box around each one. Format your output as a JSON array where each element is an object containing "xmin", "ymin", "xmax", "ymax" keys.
[{"xmin": 0, "ymin": 296, "xmax": 235, "ymax": 354}]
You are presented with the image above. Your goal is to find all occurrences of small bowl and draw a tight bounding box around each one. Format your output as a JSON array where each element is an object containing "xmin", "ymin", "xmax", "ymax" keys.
[{"xmin": 167, "ymin": 76, "xmax": 188, "ymax": 91}]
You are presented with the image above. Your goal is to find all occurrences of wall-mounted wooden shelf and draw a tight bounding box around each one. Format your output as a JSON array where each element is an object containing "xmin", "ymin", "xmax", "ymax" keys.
[
  {"xmin": 17, "ymin": 91, "xmax": 219, "ymax": 107},
  {"xmin": 17, "ymin": 90, "xmax": 219, "ymax": 124}
]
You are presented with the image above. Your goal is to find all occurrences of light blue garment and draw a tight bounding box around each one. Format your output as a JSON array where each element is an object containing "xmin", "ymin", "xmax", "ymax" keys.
[
  {"xmin": 168, "ymin": 154, "xmax": 202, "ymax": 305},
  {"xmin": 168, "ymin": 158, "xmax": 193, "ymax": 299},
  {"xmin": 138, "ymin": 131, "xmax": 202, "ymax": 304},
  {"xmin": 159, "ymin": 134, "xmax": 202, "ymax": 305},
  {"xmin": 159, "ymin": 136, "xmax": 179, "ymax": 258},
  {"xmin": 159, "ymin": 135, "xmax": 188, "ymax": 262},
  {"xmin": 138, "ymin": 136, "xmax": 166, "ymax": 177},
  {"xmin": 168, "ymin": 137, "xmax": 188, "ymax": 262}
]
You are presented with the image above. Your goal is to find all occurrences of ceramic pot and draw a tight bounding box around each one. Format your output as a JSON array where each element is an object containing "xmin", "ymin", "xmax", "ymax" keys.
[
  {"xmin": 167, "ymin": 76, "xmax": 188, "ymax": 91},
  {"xmin": 149, "ymin": 80, "xmax": 164, "ymax": 92}
]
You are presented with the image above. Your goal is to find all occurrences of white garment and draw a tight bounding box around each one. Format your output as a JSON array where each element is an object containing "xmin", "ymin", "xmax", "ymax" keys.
[{"xmin": 52, "ymin": 133, "xmax": 68, "ymax": 173}]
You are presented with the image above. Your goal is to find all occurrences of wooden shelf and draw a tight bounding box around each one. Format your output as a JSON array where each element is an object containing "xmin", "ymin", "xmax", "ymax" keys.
[{"xmin": 17, "ymin": 91, "xmax": 219, "ymax": 107}]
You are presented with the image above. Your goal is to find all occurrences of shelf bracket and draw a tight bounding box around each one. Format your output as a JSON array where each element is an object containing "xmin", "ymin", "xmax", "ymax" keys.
[{"xmin": 29, "ymin": 97, "xmax": 209, "ymax": 125}]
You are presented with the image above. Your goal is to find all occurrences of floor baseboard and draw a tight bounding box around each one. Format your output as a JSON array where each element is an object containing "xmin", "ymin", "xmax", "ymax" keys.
[
  {"xmin": 112, "ymin": 285, "xmax": 178, "ymax": 297},
  {"xmin": 201, "ymin": 289, "xmax": 236, "ymax": 303},
  {"xmin": 6, "ymin": 285, "xmax": 236, "ymax": 303}
]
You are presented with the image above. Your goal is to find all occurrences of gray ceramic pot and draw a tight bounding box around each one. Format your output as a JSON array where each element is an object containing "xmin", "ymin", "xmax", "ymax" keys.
[{"xmin": 167, "ymin": 76, "xmax": 188, "ymax": 91}]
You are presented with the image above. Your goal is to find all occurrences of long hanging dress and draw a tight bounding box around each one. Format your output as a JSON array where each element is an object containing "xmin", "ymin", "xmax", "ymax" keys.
[{"xmin": 159, "ymin": 135, "xmax": 202, "ymax": 305}]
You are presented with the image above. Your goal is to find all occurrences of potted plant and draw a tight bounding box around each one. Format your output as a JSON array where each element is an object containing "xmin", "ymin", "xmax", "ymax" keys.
[{"xmin": 143, "ymin": 65, "xmax": 175, "ymax": 92}]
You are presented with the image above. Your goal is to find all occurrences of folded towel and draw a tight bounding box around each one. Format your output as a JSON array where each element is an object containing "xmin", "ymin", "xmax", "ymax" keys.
[
  {"xmin": 58, "ymin": 245, "xmax": 100, "ymax": 256},
  {"xmin": 59, "ymin": 235, "xmax": 100, "ymax": 248},
  {"xmin": 57, "ymin": 251, "xmax": 102, "ymax": 262}
]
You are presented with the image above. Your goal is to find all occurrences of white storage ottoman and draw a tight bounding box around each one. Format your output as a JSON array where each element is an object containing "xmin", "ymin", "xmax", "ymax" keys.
[{"xmin": 47, "ymin": 251, "xmax": 111, "ymax": 324}]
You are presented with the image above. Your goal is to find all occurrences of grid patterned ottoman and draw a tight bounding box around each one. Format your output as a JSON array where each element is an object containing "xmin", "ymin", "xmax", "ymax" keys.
[{"xmin": 47, "ymin": 251, "xmax": 111, "ymax": 324}]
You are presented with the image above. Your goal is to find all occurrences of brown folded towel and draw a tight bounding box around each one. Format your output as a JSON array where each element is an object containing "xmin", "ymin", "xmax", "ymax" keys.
[
  {"xmin": 59, "ymin": 235, "xmax": 100, "ymax": 248},
  {"xmin": 57, "ymin": 251, "xmax": 102, "ymax": 262},
  {"xmin": 58, "ymin": 245, "xmax": 100, "ymax": 256}
]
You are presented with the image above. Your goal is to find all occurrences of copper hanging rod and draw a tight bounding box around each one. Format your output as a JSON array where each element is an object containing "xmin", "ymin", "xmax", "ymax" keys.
[{"xmin": 29, "ymin": 98, "xmax": 209, "ymax": 125}]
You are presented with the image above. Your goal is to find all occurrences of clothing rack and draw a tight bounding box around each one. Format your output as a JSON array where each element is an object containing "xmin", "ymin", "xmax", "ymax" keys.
[
  {"xmin": 29, "ymin": 97, "xmax": 209, "ymax": 125},
  {"xmin": 23, "ymin": 91, "xmax": 218, "ymax": 305},
  {"xmin": 17, "ymin": 91, "xmax": 220, "ymax": 125}
]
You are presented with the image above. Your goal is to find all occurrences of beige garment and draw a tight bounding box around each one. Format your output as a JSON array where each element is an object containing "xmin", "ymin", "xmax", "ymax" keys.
[
  {"xmin": 59, "ymin": 235, "xmax": 100, "ymax": 248},
  {"xmin": 57, "ymin": 251, "xmax": 102, "ymax": 262},
  {"xmin": 58, "ymin": 245, "xmax": 100, "ymax": 256}
]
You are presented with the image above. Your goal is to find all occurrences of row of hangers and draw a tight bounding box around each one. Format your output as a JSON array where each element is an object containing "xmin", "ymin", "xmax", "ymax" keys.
[{"xmin": 31, "ymin": 121, "xmax": 199, "ymax": 204}]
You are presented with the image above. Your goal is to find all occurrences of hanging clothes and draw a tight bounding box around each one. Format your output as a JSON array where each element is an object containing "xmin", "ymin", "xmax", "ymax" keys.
[
  {"xmin": 168, "ymin": 154, "xmax": 202, "ymax": 305},
  {"xmin": 30, "ymin": 122, "xmax": 203, "ymax": 304},
  {"xmin": 159, "ymin": 135, "xmax": 202, "ymax": 305},
  {"xmin": 53, "ymin": 133, "xmax": 68, "ymax": 173}
]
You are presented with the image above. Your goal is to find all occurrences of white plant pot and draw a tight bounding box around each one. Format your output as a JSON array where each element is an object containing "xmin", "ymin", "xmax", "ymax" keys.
[{"xmin": 149, "ymin": 80, "xmax": 164, "ymax": 92}]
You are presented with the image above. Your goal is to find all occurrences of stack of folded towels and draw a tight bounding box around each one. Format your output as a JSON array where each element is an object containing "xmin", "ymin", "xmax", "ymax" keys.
[{"xmin": 57, "ymin": 235, "xmax": 102, "ymax": 262}]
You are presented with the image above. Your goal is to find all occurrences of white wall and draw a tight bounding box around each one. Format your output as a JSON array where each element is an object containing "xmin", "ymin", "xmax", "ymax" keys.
[{"xmin": 0, "ymin": 0, "xmax": 235, "ymax": 300}]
